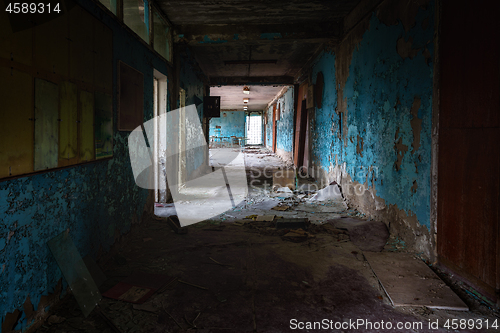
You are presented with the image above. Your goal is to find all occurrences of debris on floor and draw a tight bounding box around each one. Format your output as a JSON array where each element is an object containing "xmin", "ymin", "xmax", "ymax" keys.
[
  {"xmin": 330, "ymin": 217, "xmax": 390, "ymax": 252},
  {"xmin": 102, "ymin": 272, "xmax": 176, "ymax": 304},
  {"xmin": 33, "ymin": 147, "xmax": 497, "ymax": 333},
  {"xmin": 273, "ymin": 168, "xmax": 296, "ymax": 190}
]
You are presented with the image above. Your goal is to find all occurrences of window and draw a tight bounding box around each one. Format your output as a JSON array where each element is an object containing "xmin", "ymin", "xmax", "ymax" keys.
[
  {"xmin": 123, "ymin": 0, "xmax": 149, "ymax": 42},
  {"xmin": 152, "ymin": 7, "xmax": 172, "ymax": 62},
  {"xmin": 98, "ymin": 0, "xmax": 117, "ymax": 15}
]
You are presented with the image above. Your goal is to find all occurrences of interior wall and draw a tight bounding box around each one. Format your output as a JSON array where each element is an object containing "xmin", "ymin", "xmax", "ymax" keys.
[
  {"xmin": 178, "ymin": 46, "xmax": 208, "ymax": 180},
  {"xmin": 275, "ymin": 88, "xmax": 295, "ymax": 163},
  {"xmin": 287, "ymin": 0, "xmax": 436, "ymax": 257},
  {"xmin": 0, "ymin": 0, "xmax": 206, "ymax": 330},
  {"xmin": 209, "ymin": 111, "xmax": 246, "ymax": 138},
  {"xmin": 339, "ymin": 0, "xmax": 434, "ymax": 257},
  {"xmin": 265, "ymin": 105, "xmax": 273, "ymax": 148},
  {"xmin": 310, "ymin": 50, "xmax": 339, "ymax": 182}
]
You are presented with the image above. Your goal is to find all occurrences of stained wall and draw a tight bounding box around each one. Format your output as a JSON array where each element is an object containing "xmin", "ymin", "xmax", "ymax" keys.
[
  {"xmin": 0, "ymin": 0, "xmax": 205, "ymax": 330},
  {"xmin": 308, "ymin": 0, "xmax": 436, "ymax": 256}
]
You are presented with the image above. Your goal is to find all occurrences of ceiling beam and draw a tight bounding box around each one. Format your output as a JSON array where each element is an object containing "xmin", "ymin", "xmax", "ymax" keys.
[
  {"xmin": 175, "ymin": 22, "xmax": 342, "ymax": 45},
  {"xmin": 210, "ymin": 76, "xmax": 295, "ymax": 86}
]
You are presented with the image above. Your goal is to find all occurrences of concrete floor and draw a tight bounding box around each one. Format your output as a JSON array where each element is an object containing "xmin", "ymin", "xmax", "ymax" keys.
[{"xmin": 34, "ymin": 147, "xmax": 499, "ymax": 333}]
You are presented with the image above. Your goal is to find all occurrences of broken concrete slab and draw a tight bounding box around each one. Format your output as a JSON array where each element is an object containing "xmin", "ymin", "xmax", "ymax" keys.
[
  {"xmin": 329, "ymin": 218, "xmax": 389, "ymax": 252},
  {"xmin": 364, "ymin": 252, "xmax": 469, "ymax": 311}
]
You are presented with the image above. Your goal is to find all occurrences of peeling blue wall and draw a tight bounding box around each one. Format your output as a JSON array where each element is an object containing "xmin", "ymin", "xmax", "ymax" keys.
[
  {"xmin": 209, "ymin": 111, "xmax": 246, "ymax": 138},
  {"xmin": 0, "ymin": 0, "xmax": 192, "ymax": 328},
  {"xmin": 340, "ymin": 2, "xmax": 434, "ymax": 228},
  {"xmin": 311, "ymin": 50, "xmax": 339, "ymax": 172},
  {"xmin": 275, "ymin": 88, "xmax": 294, "ymax": 153}
]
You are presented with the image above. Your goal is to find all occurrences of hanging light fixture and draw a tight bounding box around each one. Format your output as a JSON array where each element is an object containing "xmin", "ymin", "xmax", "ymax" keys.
[
  {"xmin": 243, "ymin": 86, "xmax": 250, "ymax": 94},
  {"xmin": 243, "ymin": 98, "xmax": 249, "ymax": 103}
]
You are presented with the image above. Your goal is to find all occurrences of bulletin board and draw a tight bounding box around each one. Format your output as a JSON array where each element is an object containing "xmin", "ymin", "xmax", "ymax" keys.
[
  {"xmin": 0, "ymin": 68, "xmax": 34, "ymax": 178},
  {"xmin": 118, "ymin": 61, "xmax": 144, "ymax": 131},
  {"xmin": 59, "ymin": 81, "xmax": 78, "ymax": 164}
]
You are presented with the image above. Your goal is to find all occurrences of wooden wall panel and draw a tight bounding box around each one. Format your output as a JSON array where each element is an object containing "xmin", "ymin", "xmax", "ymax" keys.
[
  {"xmin": 34, "ymin": 78, "xmax": 59, "ymax": 171},
  {"xmin": 0, "ymin": 68, "xmax": 34, "ymax": 178},
  {"xmin": 80, "ymin": 91, "xmax": 95, "ymax": 162},
  {"xmin": 59, "ymin": 82, "xmax": 78, "ymax": 164}
]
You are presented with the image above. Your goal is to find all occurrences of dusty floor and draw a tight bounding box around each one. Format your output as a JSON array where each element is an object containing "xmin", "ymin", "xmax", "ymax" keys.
[{"xmin": 34, "ymin": 147, "xmax": 499, "ymax": 333}]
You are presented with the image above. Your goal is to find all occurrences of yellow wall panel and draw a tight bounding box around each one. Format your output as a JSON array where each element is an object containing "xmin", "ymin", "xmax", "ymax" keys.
[
  {"xmin": 0, "ymin": 68, "xmax": 34, "ymax": 178},
  {"xmin": 79, "ymin": 91, "xmax": 95, "ymax": 162},
  {"xmin": 59, "ymin": 81, "xmax": 78, "ymax": 163},
  {"xmin": 0, "ymin": 10, "xmax": 33, "ymax": 65},
  {"xmin": 34, "ymin": 78, "xmax": 59, "ymax": 171},
  {"xmin": 34, "ymin": 14, "xmax": 68, "ymax": 76}
]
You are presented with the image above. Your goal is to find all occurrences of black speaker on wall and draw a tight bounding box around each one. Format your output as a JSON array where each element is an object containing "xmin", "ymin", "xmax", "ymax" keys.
[{"xmin": 204, "ymin": 96, "xmax": 220, "ymax": 117}]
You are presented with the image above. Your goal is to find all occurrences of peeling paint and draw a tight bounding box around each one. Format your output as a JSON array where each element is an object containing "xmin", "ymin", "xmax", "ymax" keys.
[
  {"xmin": 310, "ymin": 50, "xmax": 339, "ymax": 175},
  {"xmin": 356, "ymin": 135, "xmax": 364, "ymax": 157},
  {"xmin": 305, "ymin": 0, "xmax": 436, "ymax": 256},
  {"xmin": 275, "ymin": 88, "xmax": 295, "ymax": 162}
]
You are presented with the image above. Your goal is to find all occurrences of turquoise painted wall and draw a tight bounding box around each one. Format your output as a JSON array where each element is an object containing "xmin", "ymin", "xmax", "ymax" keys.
[
  {"xmin": 321, "ymin": 2, "xmax": 435, "ymax": 228},
  {"xmin": 209, "ymin": 111, "xmax": 246, "ymax": 138},
  {"xmin": 311, "ymin": 51, "xmax": 340, "ymax": 172},
  {"xmin": 276, "ymin": 89, "xmax": 295, "ymax": 153},
  {"xmin": 265, "ymin": 105, "xmax": 273, "ymax": 148}
]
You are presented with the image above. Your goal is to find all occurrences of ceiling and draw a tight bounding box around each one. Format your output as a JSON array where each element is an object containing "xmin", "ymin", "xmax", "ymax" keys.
[
  {"xmin": 210, "ymin": 85, "xmax": 287, "ymax": 111},
  {"xmin": 158, "ymin": 0, "xmax": 361, "ymax": 110}
]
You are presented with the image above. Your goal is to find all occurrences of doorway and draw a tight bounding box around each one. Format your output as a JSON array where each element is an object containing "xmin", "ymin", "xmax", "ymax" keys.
[
  {"xmin": 246, "ymin": 113, "xmax": 262, "ymax": 145},
  {"xmin": 153, "ymin": 70, "xmax": 168, "ymax": 203}
]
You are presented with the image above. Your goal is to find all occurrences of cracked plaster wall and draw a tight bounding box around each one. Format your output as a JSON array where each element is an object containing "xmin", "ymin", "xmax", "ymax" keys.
[{"xmin": 309, "ymin": 0, "xmax": 435, "ymax": 257}]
